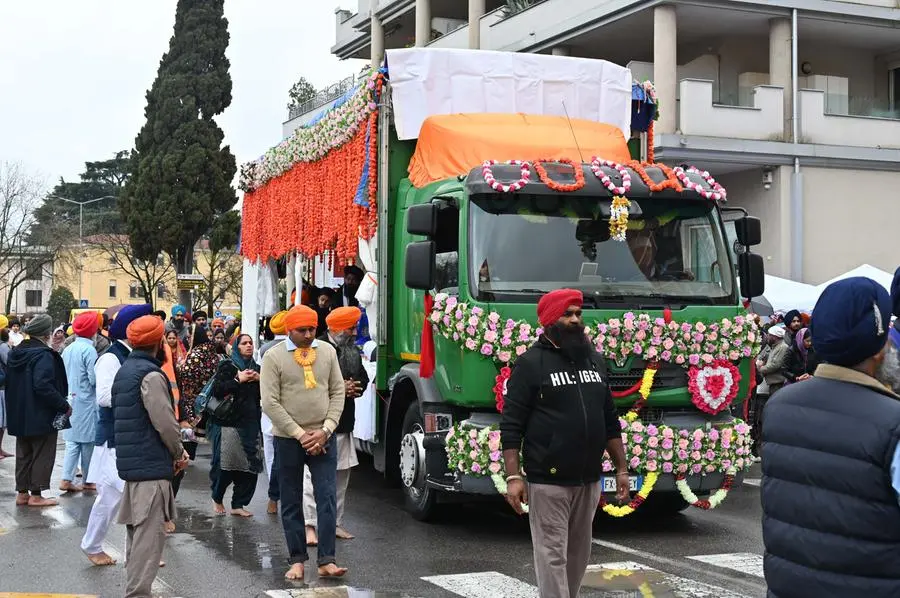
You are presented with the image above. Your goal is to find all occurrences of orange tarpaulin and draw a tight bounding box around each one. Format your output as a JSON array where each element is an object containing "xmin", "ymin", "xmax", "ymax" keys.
[{"xmin": 407, "ymin": 113, "xmax": 631, "ymax": 188}]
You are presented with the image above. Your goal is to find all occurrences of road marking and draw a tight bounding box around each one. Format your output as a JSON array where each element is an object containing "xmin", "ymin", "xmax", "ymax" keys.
[
  {"xmin": 422, "ymin": 571, "xmax": 537, "ymax": 597},
  {"xmin": 0, "ymin": 594, "xmax": 98, "ymax": 597},
  {"xmin": 423, "ymin": 561, "xmax": 754, "ymax": 598},
  {"xmin": 587, "ymin": 561, "xmax": 750, "ymax": 597},
  {"xmin": 743, "ymin": 478, "xmax": 761, "ymax": 487},
  {"xmin": 592, "ymin": 539, "xmax": 763, "ymax": 595},
  {"xmin": 686, "ymin": 553, "xmax": 764, "ymax": 578},
  {"xmin": 265, "ymin": 589, "xmax": 366, "ymax": 597}
]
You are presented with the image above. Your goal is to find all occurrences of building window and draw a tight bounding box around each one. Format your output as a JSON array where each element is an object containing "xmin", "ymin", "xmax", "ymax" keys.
[
  {"xmin": 891, "ymin": 66, "xmax": 900, "ymax": 117},
  {"xmin": 156, "ymin": 255, "xmax": 166, "ymax": 267},
  {"xmin": 109, "ymin": 280, "xmax": 117, "ymax": 299},
  {"xmin": 157, "ymin": 283, "xmax": 167, "ymax": 299},
  {"xmin": 25, "ymin": 261, "xmax": 43, "ymax": 281},
  {"xmin": 25, "ymin": 289, "xmax": 42, "ymax": 307},
  {"xmin": 129, "ymin": 284, "xmax": 140, "ymax": 299}
]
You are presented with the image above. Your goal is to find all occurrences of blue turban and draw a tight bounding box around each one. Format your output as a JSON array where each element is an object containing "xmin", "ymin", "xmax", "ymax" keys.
[
  {"xmin": 110, "ymin": 304, "xmax": 153, "ymax": 341},
  {"xmin": 810, "ymin": 277, "xmax": 891, "ymax": 367},
  {"xmin": 171, "ymin": 304, "xmax": 186, "ymax": 317},
  {"xmin": 890, "ymin": 266, "xmax": 900, "ymax": 318}
]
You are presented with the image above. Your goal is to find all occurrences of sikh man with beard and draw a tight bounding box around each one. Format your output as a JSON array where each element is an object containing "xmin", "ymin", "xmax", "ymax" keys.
[
  {"xmin": 169, "ymin": 304, "xmax": 190, "ymax": 345},
  {"xmin": 762, "ymin": 277, "xmax": 900, "ymax": 598},
  {"xmin": 303, "ymin": 306, "xmax": 368, "ymax": 544},
  {"xmin": 500, "ymin": 289, "xmax": 629, "ymax": 598}
]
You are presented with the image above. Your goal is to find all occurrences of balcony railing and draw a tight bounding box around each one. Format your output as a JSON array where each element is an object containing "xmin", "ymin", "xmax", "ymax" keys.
[
  {"xmin": 678, "ymin": 79, "xmax": 784, "ymax": 141},
  {"xmin": 799, "ymin": 89, "xmax": 900, "ymax": 149},
  {"xmin": 287, "ymin": 73, "xmax": 367, "ymax": 121}
]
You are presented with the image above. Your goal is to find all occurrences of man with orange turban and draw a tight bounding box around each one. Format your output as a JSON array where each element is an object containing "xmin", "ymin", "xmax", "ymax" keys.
[
  {"xmin": 114, "ymin": 315, "xmax": 188, "ymax": 597},
  {"xmin": 60, "ymin": 311, "xmax": 101, "ymax": 493},
  {"xmin": 260, "ymin": 304, "xmax": 348, "ymax": 580},
  {"xmin": 500, "ymin": 289, "xmax": 629, "ymax": 598},
  {"xmin": 257, "ymin": 309, "xmax": 290, "ymax": 515},
  {"xmin": 302, "ymin": 306, "xmax": 368, "ymax": 543}
]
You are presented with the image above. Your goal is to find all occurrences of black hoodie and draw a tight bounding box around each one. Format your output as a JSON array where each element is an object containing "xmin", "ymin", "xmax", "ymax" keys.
[
  {"xmin": 500, "ymin": 337, "xmax": 620, "ymax": 486},
  {"xmin": 5, "ymin": 338, "xmax": 69, "ymax": 437}
]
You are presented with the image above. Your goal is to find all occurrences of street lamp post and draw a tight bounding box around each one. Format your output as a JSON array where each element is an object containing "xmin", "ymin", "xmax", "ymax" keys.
[{"xmin": 48, "ymin": 195, "xmax": 116, "ymax": 304}]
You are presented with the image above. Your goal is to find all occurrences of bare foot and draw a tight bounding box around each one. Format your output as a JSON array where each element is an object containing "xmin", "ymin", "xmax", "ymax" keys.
[
  {"xmin": 267, "ymin": 500, "xmax": 278, "ymax": 514},
  {"xmin": 27, "ymin": 496, "xmax": 58, "ymax": 507},
  {"xmin": 335, "ymin": 526, "xmax": 355, "ymax": 540},
  {"xmin": 159, "ymin": 561, "xmax": 165, "ymax": 567},
  {"xmin": 305, "ymin": 526, "xmax": 318, "ymax": 546},
  {"xmin": 213, "ymin": 501, "xmax": 226, "ymax": 515},
  {"xmin": 15, "ymin": 493, "xmax": 28, "ymax": 506},
  {"xmin": 86, "ymin": 551, "xmax": 117, "ymax": 566},
  {"xmin": 231, "ymin": 508, "xmax": 253, "ymax": 518},
  {"xmin": 318, "ymin": 563, "xmax": 348, "ymax": 578},
  {"xmin": 59, "ymin": 481, "xmax": 83, "ymax": 493},
  {"xmin": 164, "ymin": 520, "xmax": 176, "ymax": 533},
  {"xmin": 83, "ymin": 483, "xmax": 97, "ymax": 493},
  {"xmin": 285, "ymin": 563, "xmax": 305, "ymax": 580}
]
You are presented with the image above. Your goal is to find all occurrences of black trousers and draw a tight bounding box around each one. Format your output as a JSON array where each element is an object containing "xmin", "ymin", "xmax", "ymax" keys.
[
  {"xmin": 212, "ymin": 470, "xmax": 257, "ymax": 509},
  {"xmin": 15, "ymin": 432, "xmax": 58, "ymax": 494}
]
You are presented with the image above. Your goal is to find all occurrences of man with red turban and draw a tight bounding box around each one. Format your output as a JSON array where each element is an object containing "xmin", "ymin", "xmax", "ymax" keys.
[
  {"xmin": 260, "ymin": 304, "xmax": 349, "ymax": 580},
  {"xmin": 60, "ymin": 311, "xmax": 102, "ymax": 493},
  {"xmin": 114, "ymin": 315, "xmax": 188, "ymax": 597},
  {"xmin": 500, "ymin": 289, "xmax": 629, "ymax": 598},
  {"xmin": 302, "ymin": 307, "xmax": 369, "ymax": 543}
]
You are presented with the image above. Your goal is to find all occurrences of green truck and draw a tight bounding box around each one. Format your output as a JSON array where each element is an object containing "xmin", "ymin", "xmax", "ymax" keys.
[{"xmin": 241, "ymin": 51, "xmax": 765, "ymax": 521}]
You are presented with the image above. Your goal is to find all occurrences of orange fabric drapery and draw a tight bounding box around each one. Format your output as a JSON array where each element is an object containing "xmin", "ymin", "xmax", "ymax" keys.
[
  {"xmin": 240, "ymin": 121, "xmax": 373, "ymax": 264},
  {"xmin": 407, "ymin": 113, "xmax": 631, "ymax": 188}
]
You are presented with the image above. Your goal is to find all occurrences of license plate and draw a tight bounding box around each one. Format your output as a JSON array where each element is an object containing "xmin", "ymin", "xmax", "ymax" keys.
[{"xmin": 601, "ymin": 476, "xmax": 642, "ymax": 492}]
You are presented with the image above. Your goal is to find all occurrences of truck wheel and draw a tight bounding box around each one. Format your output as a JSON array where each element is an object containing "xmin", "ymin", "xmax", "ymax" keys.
[{"xmin": 399, "ymin": 402, "xmax": 439, "ymax": 521}]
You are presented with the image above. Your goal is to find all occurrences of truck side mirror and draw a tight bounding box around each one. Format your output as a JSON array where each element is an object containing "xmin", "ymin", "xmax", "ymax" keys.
[
  {"xmin": 405, "ymin": 241, "xmax": 436, "ymax": 290},
  {"xmin": 735, "ymin": 216, "xmax": 761, "ymax": 246},
  {"xmin": 407, "ymin": 203, "xmax": 437, "ymax": 237},
  {"xmin": 738, "ymin": 252, "xmax": 765, "ymax": 298}
]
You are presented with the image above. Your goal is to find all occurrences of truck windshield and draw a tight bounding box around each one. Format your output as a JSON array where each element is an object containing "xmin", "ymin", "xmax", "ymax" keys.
[{"xmin": 469, "ymin": 194, "xmax": 736, "ymax": 305}]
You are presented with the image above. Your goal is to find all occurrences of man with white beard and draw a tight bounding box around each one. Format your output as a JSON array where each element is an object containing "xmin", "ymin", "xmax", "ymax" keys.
[{"xmin": 761, "ymin": 277, "xmax": 900, "ymax": 598}]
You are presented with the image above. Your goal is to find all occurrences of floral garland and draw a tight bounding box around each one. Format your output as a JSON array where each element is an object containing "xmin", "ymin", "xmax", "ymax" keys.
[
  {"xmin": 533, "ymin": 158, "xmax": 585, "ymax": 192},
  {"xmin": 609, "ymin": 196, "xmax": 631, "ymax": 241},
  {"xmin": 590, "ymin": 159, "xmax": 632, "ymax": 195},
  {"xmin": 673, "ymin": 165, "xmax": 727, "ymax": 202},
  {"xmin": 446, "ymin": 420, "xmax": 752, "ymax": 514},
  {"xmin": 599, "ymin": 472, "xmax": 658, "ymax": 517},
  {"xmin": 239, "ymin": 70, "xmax": 383, "ymax": 193},
  {"xmin": 617, "ymin": 363, "xmax": 658, "ymax": 423},
  {"xmin": 688, "ymin": 360, "xmax": 741, "ymax": 415},
  {"xmin": 481, "ymin": 160, "xmax": 531, "ymax": 193},
  {"xmin": 626, "ymin": 160, "xmax": 683, "ymax": 193},
  {"xmin": 675, "ymin": 466, "xmax": 736, "ymax": 509},
  {"xmin": 430, "ymin": 294, "xmax": 761, "ymax": 368},
  {"xmin": 493, "ymin": 366, "xmax": 511, "ymax": 413}
]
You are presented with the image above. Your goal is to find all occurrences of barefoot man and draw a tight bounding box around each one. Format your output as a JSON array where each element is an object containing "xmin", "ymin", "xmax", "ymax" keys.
[{"xmin": 261, "ymin": 305, "xmax": 348, "ymax": 581}]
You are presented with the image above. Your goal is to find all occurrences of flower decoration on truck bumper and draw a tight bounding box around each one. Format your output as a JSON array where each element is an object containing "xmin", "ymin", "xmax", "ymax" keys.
[{"xmin": 687, "ymin": 360, "xmax": 741, "ymax": 415}]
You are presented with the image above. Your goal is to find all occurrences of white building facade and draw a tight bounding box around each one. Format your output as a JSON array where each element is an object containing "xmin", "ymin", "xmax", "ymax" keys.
[{"xmin": 295, "ymin": 0, "xmax": 900, "ymax": 284}]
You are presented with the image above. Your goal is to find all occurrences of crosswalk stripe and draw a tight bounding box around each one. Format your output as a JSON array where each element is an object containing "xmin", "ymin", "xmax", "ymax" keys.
[
  {"xmin": 743, "ymin": 478, "xmax": 761, "ymax": 487},
  {"xmin": 686, "ymin": 553, "xmax": 764, "ymax": 578},
  {"xmin": 422, "ymin": 561, "xmax": 754, "ymax": 598},
  {"xmin": 422, "ymin": 571, "xmax": 538, "ymax": 597}
]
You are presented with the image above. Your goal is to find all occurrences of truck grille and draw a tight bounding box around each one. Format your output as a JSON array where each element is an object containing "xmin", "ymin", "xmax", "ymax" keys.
[{"xmin": 607, "ymin": 360, "xmax": 686, "ymax": 393}]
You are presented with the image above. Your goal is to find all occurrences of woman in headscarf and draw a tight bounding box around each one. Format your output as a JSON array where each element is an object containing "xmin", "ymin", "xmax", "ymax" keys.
[
  {"xmin": 164, "ymin": 324, "xmax": 187, "ymax": 367},
  {"xmin": 173, "ymin": 324, "xmax": 225, "ymax": 495},
  {"xmin": 786, "ymin": 327, "xmax": 817, "ymax": 382},
  {"xmin": 50, "ymin": 326, "xmax": 66, "ymax": 353},
  {"xmin": 208, "ymin": 334, "xmax": 263, "ymax": 516}
]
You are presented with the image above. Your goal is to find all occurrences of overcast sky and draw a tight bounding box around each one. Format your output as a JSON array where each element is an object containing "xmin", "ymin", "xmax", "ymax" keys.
[{"xmin": 0, "ymin": 1, "xmax": 362, "ymax": 189}]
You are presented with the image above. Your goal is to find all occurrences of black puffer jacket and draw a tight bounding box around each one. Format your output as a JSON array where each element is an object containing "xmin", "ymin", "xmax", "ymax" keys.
[
  {"xmin": 5, "ymin": 338, "xmax": 69, "ymax": 437},
  {"xmin": 500, "ymin": 337, "xmax": 619, "ymax": 486}
]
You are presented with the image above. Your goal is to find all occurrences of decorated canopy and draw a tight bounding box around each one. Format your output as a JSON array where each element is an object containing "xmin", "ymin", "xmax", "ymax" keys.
[{"xmin": 408, "ymin": 113, "xmax": 630, "ymax": 188}]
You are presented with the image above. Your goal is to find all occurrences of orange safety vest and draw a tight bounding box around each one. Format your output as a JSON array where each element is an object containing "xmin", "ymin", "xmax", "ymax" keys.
[{"xmin": 161, "ymin": 343, "xmax": 181, "ymax": 420}]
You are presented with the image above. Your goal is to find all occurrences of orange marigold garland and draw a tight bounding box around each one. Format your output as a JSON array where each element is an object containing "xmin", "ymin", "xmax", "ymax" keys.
[
  {"xmin": 626, "ymin": 159, "xmax": 683, "ymax": 194},
  {"xmin": 646, "ymin": 120, "xmax": 655, "ymax": 163},
  {"xmin": 533, "ymin": 158, "xmax": 586, "ymax": 192}
]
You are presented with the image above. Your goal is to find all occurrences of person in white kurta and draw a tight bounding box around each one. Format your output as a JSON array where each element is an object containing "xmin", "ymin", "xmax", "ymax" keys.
[
  {"xmin": 257, "ymin": 310, "xmax": 289, "ymax": 514},
  {"xmin": 80, "ymin": 304, "xmax": 150, "ymax": 566}
]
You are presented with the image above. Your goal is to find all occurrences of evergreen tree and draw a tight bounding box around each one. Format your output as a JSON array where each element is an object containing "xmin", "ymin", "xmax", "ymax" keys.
[
  {"xmin": 120, "ymin": 0, "xmax": 236, "ymax": 308},
  {"xmin": 47, "ymin": 286, "xmax": 77, "ymax": 326}
]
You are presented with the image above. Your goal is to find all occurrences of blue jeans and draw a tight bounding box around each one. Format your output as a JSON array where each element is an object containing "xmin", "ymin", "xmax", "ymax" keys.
[
  {"xmin": 62, "ymin": 440, "xmax": 93, "ymax": 483},
  {"xmin": 276, "ymin": 435, "xmax": 337, "ymax": 566}
]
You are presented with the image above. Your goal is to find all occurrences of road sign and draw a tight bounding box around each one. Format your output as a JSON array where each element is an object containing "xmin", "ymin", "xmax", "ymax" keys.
[
  {"xmin": 214, "ymin": 310, "xmax": 223, "ymax": 318},
  {"xmin": 79, "ymin": 299, "xmax": 89, "ymax": 308},
  {"xmin": 176, "ymin": 279, "xmax": 207, "ymax": 291}
]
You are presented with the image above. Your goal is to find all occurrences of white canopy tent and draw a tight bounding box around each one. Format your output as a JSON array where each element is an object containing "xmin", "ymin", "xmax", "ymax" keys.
[
  {"xmin": 816, "ymin": 264, "xmax": 894, "ymax": 293},
  {"xmin": 762, "ymin": 274, "xmax": 820, "ymax": 313}
]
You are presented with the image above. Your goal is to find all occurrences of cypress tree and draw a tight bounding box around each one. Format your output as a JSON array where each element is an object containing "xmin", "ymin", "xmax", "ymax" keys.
[{"xmin": 120, "ymin": 0, "xmax": 236, "ymax": 308}]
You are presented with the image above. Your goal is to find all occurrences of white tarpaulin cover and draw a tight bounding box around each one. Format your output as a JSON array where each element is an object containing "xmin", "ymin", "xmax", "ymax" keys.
[
  {"xmin": 817, "ymin": 264, "xmax": 894, "ymax": 293},
  {"xmin": 385, "ymin": 48, "xmax": 632, "ymax": 141},
  {"xmin": 764, "ymin": 275, "xmax": 819, "ymax": 313}
]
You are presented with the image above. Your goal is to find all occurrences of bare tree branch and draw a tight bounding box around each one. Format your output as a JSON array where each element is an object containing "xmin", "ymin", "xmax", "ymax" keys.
[
  {"xmin": 193, "ymin": 243, "xmax": 243, "ymax": 315},
  {"xmin": 87, "ymin": 234, "xmax": 174, "ymax": 307}
]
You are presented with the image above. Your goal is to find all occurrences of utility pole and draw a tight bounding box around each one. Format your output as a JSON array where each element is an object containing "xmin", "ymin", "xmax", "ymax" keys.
[{"xmin": 49, "ymin": 195, "xmax": 116, "ymax": 304}]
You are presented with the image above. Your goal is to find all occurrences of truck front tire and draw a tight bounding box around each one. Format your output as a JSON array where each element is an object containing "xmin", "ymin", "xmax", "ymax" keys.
[{"xmin": 400, "ymin": 402, "xmax": 439, "ymax": 521}]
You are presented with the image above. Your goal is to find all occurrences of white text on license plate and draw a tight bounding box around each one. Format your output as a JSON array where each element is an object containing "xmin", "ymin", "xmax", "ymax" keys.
[{"xmin": 601, "ymin": 476, "xmax": 642, "ymax": 492}]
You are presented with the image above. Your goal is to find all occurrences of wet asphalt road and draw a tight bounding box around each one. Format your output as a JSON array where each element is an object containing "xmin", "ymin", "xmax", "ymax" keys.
[{"xmin": 0, "ymin": 434, "xmax": 766, "ymax": 598}]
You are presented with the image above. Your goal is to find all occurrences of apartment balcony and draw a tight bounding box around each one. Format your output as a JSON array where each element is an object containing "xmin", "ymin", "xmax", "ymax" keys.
[
  {"xmin": 799, "ymin": 90, "xmax": 900, "ymax": 149},
  {"xmin": 678, "ymin": 79, "xmax": 785, "ymax": 142}
]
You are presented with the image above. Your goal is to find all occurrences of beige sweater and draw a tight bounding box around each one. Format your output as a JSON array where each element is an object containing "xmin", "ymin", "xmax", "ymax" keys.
[{"xmin": 260, "ymin": 340, "xmax": 345, "ymax": 440}]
